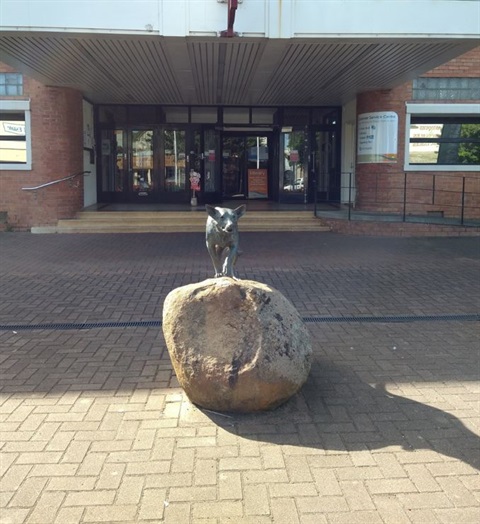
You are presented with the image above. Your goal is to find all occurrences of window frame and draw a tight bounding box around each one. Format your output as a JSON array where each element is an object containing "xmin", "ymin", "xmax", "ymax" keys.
[
  {"xmin": 0, "ymin": 99, "xmax": 32, "ymax": 170},
  {"xmin": 404, "ymin": 103, "xmax": 480, "ymax": 172}
]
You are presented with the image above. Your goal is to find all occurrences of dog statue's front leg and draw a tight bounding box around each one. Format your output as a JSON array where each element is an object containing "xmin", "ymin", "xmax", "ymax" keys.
[
  {"xmin": 222, "ymin": 246, "xmax": 238, "ymax": 279},
  {"xmin": 207, "ymin": 242, "xmax": 224, "ymax": 277}
]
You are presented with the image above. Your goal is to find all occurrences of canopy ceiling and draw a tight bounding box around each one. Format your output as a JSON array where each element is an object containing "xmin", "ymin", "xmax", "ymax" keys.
[{"xmin": 0, "ymin": 32, "xmax": 477, "ymax": 106}]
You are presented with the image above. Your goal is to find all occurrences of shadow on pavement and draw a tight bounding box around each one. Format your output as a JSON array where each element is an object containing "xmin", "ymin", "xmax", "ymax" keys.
[{"xmin": 201, "ymin": 358, "xmax": 480, "ymax": 472}]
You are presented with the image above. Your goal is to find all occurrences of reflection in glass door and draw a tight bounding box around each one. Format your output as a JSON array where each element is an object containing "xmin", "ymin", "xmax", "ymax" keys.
[
  {"xmin": 164, "ymin": 129, "xmax": 186, "ymax": 193},
  {"xmin": 131, "ymin": 129, "xmax": 153, "ymax": 197},
  {"xmin": 312, "ymin": 130, "xmax": 340, "ymax": 203},
  {"xmin": 100, "ymin": 129, "xmax": 125, "ymax": 194},
  {"xmin": 222, "ymin": 135, "xmax": 269, "ymax": 199},
  {"xmin": 279, "ymin": 130, "xmax": 308, "ymax": 203}
]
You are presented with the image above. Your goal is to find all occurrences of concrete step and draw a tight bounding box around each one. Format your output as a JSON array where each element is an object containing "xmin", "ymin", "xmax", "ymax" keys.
[{"xmin": 54, "ymin": 211, "xmax": 331, "ymax": 234}]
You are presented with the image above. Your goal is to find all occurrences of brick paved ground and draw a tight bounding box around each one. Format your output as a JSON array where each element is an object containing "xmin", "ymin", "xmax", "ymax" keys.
[{"xmin": 0, "ymin": 232, "xmax": 479, "ymax": 523}]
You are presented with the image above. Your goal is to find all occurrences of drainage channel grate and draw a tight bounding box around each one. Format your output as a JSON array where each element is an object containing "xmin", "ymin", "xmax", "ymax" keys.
[
  {"xmin": 0, "ymin": 314, "xmax": 478, "ymax": 332},
  {"xmin": 303, "ymin": 314, "xmax": 480, "ymax": 323}
]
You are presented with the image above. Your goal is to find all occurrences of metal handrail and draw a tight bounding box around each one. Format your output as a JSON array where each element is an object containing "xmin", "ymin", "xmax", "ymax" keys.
[{"xmin": 22, "ymin": 171, "xmax": 90, "ymax": 191}]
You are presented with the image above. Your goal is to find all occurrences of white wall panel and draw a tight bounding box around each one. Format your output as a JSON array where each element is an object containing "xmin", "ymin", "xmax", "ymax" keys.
[{"xmin": 1, "ymin": 1, "xmax": 478, "ymax": 38}]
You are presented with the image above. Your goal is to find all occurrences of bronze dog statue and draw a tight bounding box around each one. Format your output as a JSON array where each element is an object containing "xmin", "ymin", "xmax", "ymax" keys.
[{"xmin": 205, "ymin": 205, "xmax": 246, "ymax": 279}]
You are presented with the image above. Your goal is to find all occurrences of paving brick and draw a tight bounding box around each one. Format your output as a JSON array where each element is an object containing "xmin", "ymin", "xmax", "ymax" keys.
[
  {"xmin": 1, "ymin": 233, "xmax": 479, "ymax": 524},
  {"xmin": 270, "ymin": 482, "xmax": 318, "ymax": 498},
  {"xmin": 9, "ymin": 477, "xmax": 49, "ymax": 507},
  {"xmin": 372, "ymin": 494, "xmax": 412, "ymax": 524},
  {"xmin": 194, "ymin": 459, "xmax": 217, "ymax": 486},
  {"xmin": 284, "ymin": 455, "xmax": 314, "ymax": 482},
  {"xmin": 0, "ymin": 508, "xmax": 31, "ymax": 524},
  {"xmin": 192, "ymin": 500, "xmax": 244, "ymax": 519},
  {"xmin": 64, "ymin": 490, "xmax": 116, "ymax": 506},
  {"xmin": 243, "ymin": 469, "xmax": 289, "ymax": 485},
  {"xmin": 53, "ymin": 506, "xmax": 85, "ymax": 524},
  {"xmin": 146, "ymin": 472, "xmax": 193, "ymax": 489},
  {"xmin": 270, "ymin": 498, "xmax": 300, "ymax": 524},
  {"xmin": 171, "ymin": 447, "xmax": 195, "ymax": 473},
  {"xmin": 83, "ymin": 504, "xmax": 138, "ymax": 522},
  {"xmin": 435, "ymin": 507, "xmax": 480, "ymax": 523},
  {"xmin": 310, "ymin": 470, "xmax": 342, "ymax": 498},
  {"xmin": 366, "ymin": 477, "xmax": 418, "ymax": 494},
  {"xmin": 219, "ymin": 456, "xmax": 262, "ymax": 471},
  {"xmin": 116, "ymin": 475, "xmax": 144, "ymax": 505},
  {"xmin": 163, "ymin": 502, "xmax": 191, "ymax": 524},
  {"xmin": 169, "ymin": 486, "xmax": 217, "ymax": 502},
  {"xmin": 26, "ymin": 491, "xmax": 64, "ymax": 523},
  {"xmin": 218, "ymin": 471, "xmax": 242, "ymax": 500},
  {"xmin": 244, "ymin": 483, "xmax": 270, "ymax": 515},
  {"xmin": 0, "ymin": 465, "xmax": 32, "ymax": 492},
  {"xmin": 403, "ymin": 463, "xmax": 442, "ymax": 492},
  {"xmin": 298, "ymin": 495, "xmax": 350, "ymax": 515},
  {"xmin": 396, "ymin": 491, "xmax": 454, "ymax": 509}
]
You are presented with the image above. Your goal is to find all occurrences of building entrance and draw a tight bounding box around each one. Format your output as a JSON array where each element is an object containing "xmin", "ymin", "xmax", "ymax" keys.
[
  {"xmin": 96, "ymin": 105, "xmax": 341, "ymax": 206},
  {"xmin": 222, "ymin": 135, "xmax": 270, "ymax": 200}
]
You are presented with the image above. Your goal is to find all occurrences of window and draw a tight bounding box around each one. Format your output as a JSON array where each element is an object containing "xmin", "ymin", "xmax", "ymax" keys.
[
  {"xmin": 0, "ymin": 100, "xmax": 31, "ymax": 170},
  {"xmin": 405, "ymin": 104, "xmax": 480, "ymax": 171},
  {"xmin": 0, "ymin": 73, "xmax": 23, "ymax": 96},
  {"xmin": 413, "ymin": 78, "xmax": 480, "ymax": 101}
]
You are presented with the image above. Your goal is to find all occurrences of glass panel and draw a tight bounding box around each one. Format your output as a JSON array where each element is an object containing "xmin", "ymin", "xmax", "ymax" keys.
[
  {"xmin": 131, "ymin": 130, "xmax": 153, "ymax": 196},
  {"xmin": 312, "ymin": 108, "xmax": 339, "ymax": 125},
  {"xmin": 409, "ymin": 122, "xmax": 480, "ymax": 165},
  {"xmin": 223, "ymin": 108, "xmax": 249, "ymax": 124},
  {"xmin": 100, "ymin": 129, "xmax": 124, "ymax": 192},
  {"xmin": 164, "ymin": 107, "xmax": 188, "ymax": 123},
  {"xmin": 164, "ymin": 130, "xmax": 186, "ymax": 192},
  {"xmin": 98, "ymin": 106, "xmax": 127, "ymax": 125},
  {"xmin": 252, "ymin": 108, "xmax": 275, "ymax": 124},
  {"xmin": 222, "ymin": 136, "xmax": 245, "ymax": 197},
  {"xmin": 283, "ymin": 108, "xmax": 309, "ymax": 126},
  {"xmin": 280, "ymin": 131, "xmax": 307, "ymax": 199},
  {"xmin": 191, "ymin": 107, "xmax": 217, "ymax": 123},
  {"xmin": 246, "ymin": 136, "xmax": 268, "ymax": 199},
  {"xmin": 204, "ymin": 129, "xmax": 217, "ymax": 192},
  {"xmin": 0, "ymin": 112, "xmax": 27, "ymax": 164},
  {"xmin": 0, "ymin": 73, "xmax": 23, "ymax": 96},
  {"xmin": 315, "ymin": 131, "xmax": 337, "ymax": 200},
  {"xmin": 128, "ymin": 106, "xmax": 157, "ymax": 124}
]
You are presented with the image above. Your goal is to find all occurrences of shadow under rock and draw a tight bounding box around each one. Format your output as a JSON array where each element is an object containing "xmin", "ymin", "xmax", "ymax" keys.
[{"xmin": 200, "ymin": 359, "xmax": 480, "ymax": 471}]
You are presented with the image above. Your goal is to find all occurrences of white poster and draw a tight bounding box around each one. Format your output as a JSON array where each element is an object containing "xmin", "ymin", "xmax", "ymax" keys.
[{"xmin": 357, "ymin": 111, "xmax": 398, "ymax": 163}]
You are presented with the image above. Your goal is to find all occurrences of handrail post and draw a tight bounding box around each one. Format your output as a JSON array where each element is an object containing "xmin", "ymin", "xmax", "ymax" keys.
[
  {"xmin": 402, "ymin": 172, "xmax": 407, "ymax": 222},
  {"xmin": 348, "ymin": 172, "xmax": 352, "ymax": 221},
  {"xmin": 313, "ymin": 176, "xmax": 317, "ymax": 217},
  {"xmin": 461, "ymin": 176, "xmax": 466, "ymax": 226}
]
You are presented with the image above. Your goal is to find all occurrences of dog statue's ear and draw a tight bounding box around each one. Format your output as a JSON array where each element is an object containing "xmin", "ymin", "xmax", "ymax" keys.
[
  {"xmin": 234, "ymin": 205, "xmax": 246, "ymax": 219},
  {"xmin": 206, "ymin": 205, "xmax": 218, "ymax": 219}
]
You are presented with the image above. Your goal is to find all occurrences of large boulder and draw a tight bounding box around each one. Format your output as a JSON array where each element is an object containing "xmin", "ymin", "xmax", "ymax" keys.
[{"xmin": 162, "ymin": 277, "xmax": 312, "ymax": 412}]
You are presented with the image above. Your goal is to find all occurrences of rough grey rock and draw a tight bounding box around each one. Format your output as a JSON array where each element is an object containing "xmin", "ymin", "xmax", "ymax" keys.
[{"xmin": 162, "ymin": 277, "xmax": 312, "ymax": 412}]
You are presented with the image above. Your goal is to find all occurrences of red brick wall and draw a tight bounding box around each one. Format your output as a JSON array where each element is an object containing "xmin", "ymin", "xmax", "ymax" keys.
[
  {"xmin": 0, "ymin": 63, "xmax": 83, "ymax": 230},
  {"xmin": 422, "ymin": 47, "xmax": 480, "ymax": 78},
  {"xmin": 355, "ymin": 47, "xmax": 480, "ymax": 220}
]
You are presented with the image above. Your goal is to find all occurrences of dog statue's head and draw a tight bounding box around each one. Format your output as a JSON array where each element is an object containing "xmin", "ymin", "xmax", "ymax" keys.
[{"xmin": 206, "ymin": 205, "xmax": 246, "ymax": 233}]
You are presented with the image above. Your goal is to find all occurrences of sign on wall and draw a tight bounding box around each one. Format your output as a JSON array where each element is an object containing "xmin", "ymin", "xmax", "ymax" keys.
[
  {"xmin": 248, "ymin": 169, "xmax": 268, "ymax": 199},
  {"xmin": 357, "ymin": 111, "xmax": 398, "ymax": 163}
]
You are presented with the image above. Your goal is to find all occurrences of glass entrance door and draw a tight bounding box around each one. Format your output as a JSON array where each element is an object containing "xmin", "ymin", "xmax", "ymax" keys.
[
  {"xmin": 130, "ymin": 129, "xmax": 154, "ymax": 198},
  {"xmin": 311, "ymin": 129, "xmax": 341, "ymax": 203},
  {"xmin": 279, "ymin": 129, "xmax": 308, "ymax": 203},
  {"xmin": 222, "ymin": 135, "xmax": 269, "ymax": 199}
]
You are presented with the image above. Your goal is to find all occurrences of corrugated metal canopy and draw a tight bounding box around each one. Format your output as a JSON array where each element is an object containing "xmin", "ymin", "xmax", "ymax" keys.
[{"xmin": 0, "ymin": 32, "xmax": 477, "ymax": 106}]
